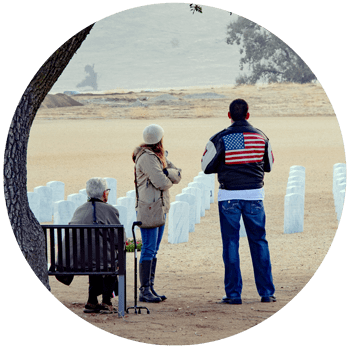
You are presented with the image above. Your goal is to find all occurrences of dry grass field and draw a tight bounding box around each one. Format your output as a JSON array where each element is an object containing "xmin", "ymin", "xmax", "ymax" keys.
[{"xmin": 18, "ymin": 83, "xmax": 347, "ymax": 345}]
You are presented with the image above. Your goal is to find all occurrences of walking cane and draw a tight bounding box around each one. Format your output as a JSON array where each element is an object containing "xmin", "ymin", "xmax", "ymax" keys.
[{"xmin": 126, "ymin": 221, "xmax": 150, "ymax": 314}]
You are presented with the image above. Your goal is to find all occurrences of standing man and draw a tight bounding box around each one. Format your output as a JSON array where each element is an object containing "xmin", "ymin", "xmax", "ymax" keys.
[{"xmin": 201, "ymin": 99, "xmax": 275, "ymax": 304}]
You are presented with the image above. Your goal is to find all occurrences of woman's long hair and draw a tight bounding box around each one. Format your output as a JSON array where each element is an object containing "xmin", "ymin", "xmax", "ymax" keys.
[{"xmin": 132, "ymin": 138, "xmax": 167, "ymax": 168}]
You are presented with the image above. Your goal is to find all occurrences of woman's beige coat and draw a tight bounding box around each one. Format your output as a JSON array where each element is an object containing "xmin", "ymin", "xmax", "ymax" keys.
[{"xmin": 133, "ymin": 147, "xmax": 181, "ymax": 214}]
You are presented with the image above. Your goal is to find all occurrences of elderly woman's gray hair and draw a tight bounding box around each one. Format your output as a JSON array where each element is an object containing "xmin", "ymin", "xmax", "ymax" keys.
[{"xmin": 86, "ymin": 177, "xmax": 108, "ymax": 199}]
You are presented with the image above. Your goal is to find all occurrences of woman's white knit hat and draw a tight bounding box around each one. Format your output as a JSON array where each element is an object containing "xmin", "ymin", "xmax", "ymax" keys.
[{"xmin": 143, "ymin": 124, "xmax": 164, "ymax": 145}]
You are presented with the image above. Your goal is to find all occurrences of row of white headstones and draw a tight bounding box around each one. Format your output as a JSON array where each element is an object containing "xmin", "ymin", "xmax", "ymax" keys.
[
  {"xmin": 283, "ymin": 163, "xmax": 346, "ymax": 234},
  {"xmin": 333, "ymin": 163, "xmax": 346, "ymax": 223},
  {"xmin": 26, "ymin": 173, "xmax": 216, "ymax": 243},
  {"xmin": 27, "ymin": 163, "xmax": 346, "ymax": 243}
]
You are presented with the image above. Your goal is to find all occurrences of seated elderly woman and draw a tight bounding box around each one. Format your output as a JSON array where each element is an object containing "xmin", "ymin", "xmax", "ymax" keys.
[{"xmin": 69, "ymin": 177, "xmax": 122, "ymax": 314}]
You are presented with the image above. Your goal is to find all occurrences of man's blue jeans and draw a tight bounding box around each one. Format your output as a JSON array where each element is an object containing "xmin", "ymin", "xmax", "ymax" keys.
[
  {"xmin": 218, "ymin": 200, "xmax": 275, "ymax": 300},
  {"xmin": 139, "ymin": 216, "xmax": 166, "ymax": 263}
]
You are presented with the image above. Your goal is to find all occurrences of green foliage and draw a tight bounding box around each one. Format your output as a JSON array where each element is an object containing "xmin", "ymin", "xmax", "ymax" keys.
[
  {"xmin": 189, "ymin": 4, "xmax": 203, "ymax": 14},
  {"xmin": 126, "ymin": 238, "xmax": 142, "ymax": 252},
  {"xmin": 226, "ymin": 17, "xmax": 316, "ymax": 85}
]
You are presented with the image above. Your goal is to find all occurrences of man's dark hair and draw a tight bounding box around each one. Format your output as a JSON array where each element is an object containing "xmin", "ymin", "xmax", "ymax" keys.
[{"xmin": 229, "ymin": 99, "xmax": 248, "ymax": 121}]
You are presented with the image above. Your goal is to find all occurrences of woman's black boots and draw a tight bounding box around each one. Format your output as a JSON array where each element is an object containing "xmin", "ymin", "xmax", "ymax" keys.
[
  {"xmin": 150, "ymin": 258, "xmax": 167, "ymax": 301},
  {"xmin": 139, "ymin": 260, "xmax": 161, "ymax": 303}
]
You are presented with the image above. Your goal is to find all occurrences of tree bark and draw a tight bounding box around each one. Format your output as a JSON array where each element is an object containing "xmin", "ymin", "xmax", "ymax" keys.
[{"xmin": 3, "ymin": 24, "xmax": 94, "ymax": 290}]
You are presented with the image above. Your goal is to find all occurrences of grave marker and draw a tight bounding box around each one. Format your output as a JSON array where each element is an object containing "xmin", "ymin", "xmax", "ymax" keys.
[
  {"xmin": 47, "ymin": 181, "xmax": 65, "ymax": 214},
  {"xmin": 117, "ymin": 197, "xmax": 136, "ymax": 238},
  {"xmin": 182, "ymin": 187, "xmax": 201, "ymax": 224},
  {"xmin": 239, "ymin": 216, "xmax": 246, "ymax": 237},
  {"xmin": 34, "ymin": 186, "xmax": 53, "ymax": 222},
  {"xmin": 168, "ymin": 201, "xmax": 189, "ymax": 244},
  {"xmin": 193, "ymin": 176, "xmax": 211, "ymax": 209},
  {"xmin": 79, "ymin": 189, "xmax": 87, "ymax": 197},
  {"xmin": 176, "ymin": 193, "xmax": 196, "ymax": 232},
  {"xmin": 67, "ymin": 193, "xmax": 87, "ymax": 211},
  {"xmin": 27, "ymin": 192, "xmax": 40, "ymax": 221},
  {"xmin": 53, "ymin": 200, "xmax": 75, "ymax": 224},
  {"xmin": 113, "ymin": 205, "xmax": 128, "ymax": 231},
  {"xmin": 337, "ymin": 189, "xmax": 346, "ymax": 223},
  {"xmin": 198, "ymin": 172, "xmax": 215, "ymax": 203},
  {"xmin": 104, "ymin": 177, "xmax": 117, "ymax": 206},
  {"xmin": 188, "ymin": 182, "xmax": 206, "ymax": 217},
  {"xmin": 284, "ymin": 193, "xmax": 304, "ymax": 234}
]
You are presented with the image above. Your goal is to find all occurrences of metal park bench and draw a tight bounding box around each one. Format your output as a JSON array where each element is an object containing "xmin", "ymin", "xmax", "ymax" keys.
[{"xmin": 42, "ymin": 224, "xmax": 126, "ymax": 316}]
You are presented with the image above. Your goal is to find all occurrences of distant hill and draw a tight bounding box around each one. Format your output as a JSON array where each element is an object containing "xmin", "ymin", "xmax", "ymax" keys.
[{"xmin": 40, "ymin": 94, "xmax": 83, "ymax": 108}]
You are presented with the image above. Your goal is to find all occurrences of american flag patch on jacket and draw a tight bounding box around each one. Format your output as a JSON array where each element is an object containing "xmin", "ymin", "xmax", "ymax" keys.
[{"xmin": 223, "ymin": 132, "xmax": 265, "ymax": 165}]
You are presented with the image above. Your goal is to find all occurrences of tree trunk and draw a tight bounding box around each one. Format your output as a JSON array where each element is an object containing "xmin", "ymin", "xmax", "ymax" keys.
[{"xmin": 3, "ymin": 24, "xmax": 94, "ymax": 290}]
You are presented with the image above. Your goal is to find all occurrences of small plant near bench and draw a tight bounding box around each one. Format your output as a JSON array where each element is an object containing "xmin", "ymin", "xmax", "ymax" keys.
[{"xmin": 126, "ymin": 238, "xmax": 142, "ymax": 252}]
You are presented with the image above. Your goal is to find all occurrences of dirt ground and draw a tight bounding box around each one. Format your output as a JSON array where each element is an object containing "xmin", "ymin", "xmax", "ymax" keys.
[{"xmin": 24, "ymin": 83, "xmax": 344, "ymax": 345}]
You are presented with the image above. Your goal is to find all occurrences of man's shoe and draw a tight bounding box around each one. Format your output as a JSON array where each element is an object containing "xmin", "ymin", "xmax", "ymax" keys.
[
  {"xmin": 261, "ymin": 296, "xmax": 276, "ymax": 303},
  {"xmin": 99, "ymin": 303, "xmax": 118, "ymax": 314},
  {"xmin": 84, "ymin": 302, "xmax": 104, "ymax": 313},
  {"xmin": 220, "ymin": 296, "xmax": 242, "ymax": 305}
]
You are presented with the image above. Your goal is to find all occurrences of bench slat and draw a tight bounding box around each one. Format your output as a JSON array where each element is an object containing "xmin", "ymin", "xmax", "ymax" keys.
[
  {"xmin": 95, "ymin": 227, "xmax": 100, "ymax": 272},
  {"xmin": 79, "ymin": 227, "xmax": 85, "ymax": 271},
  {"xmin": 49, "ymin": 227, "xmax": 55, "ymax": 270},
  {"xmin": 87, "ymin": 228, "xmax": 93, "ymax": 271},
  {"xmin": 102, "ymin": 228, "xmax": 108, "ymax": 271},
  {"xmin": 64, "ymin": 228, "xmax": 71, "ymax": 271},
  {"xmin": 72, "ymin": 227, "xmax": 78, "ymax": 271},
  {"xmin": 41, "ymin": 224, "xmax": 125, "ymax": 276},
  {"xmin": 57, "ymin": 228, "xmax": 63, "ymax": 271}
]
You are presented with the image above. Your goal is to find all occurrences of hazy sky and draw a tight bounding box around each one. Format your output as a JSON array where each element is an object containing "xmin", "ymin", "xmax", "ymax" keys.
[{"xmin": 51, "ymin": 4, "xmax": 242, "ymax": 92}]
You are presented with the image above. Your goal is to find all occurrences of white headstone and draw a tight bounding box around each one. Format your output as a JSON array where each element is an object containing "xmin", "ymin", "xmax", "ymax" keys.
[
  {"xmin": 289, "ymin": 170, "xmax": 305, "ymax": 179},
  {"xmin": 334, "ymin": 167, "xmax": 346, "ymax": 176},
  {"xmin": 288, "ymin": 175, "xmax": 304, "ymax": 184},
  {"xmin": 198, "ymin": 172, "xmax": 216, "ymax": 203},
  {"xmin": 333, "ymin": 163, "xmax": 346, "ymax": 208},
  {"xmin": 289, "ymin": 165, "xmax": 305, "ymax": 173},
  {"xmin": 333, "ymin": 163, "xmax": 346, "ymax": 173},
  {"xmin": 188, "ymin": 182, "xmax": 206, "ymax": 217},
  {"xmin": 176, "ymin": 193, "xmax": 196, "ymax": 232},
  {"xmin": 34, "ymin": 186, "xmax": 53, "ymax": 222},
  {"xmin": 168, "ymin": 201, "xmax": 189, "ymax": 244},
  {"xmin": 126, "ymin": 190, "xmax": 136, "ymax": 199},
  {"xmin": 117, "ymin": 197, "xmax": 136, "ymax": 238},
  {"xmin": 113, "ymin": 205, "xmax": 128, "ymax": 229},
  {"xmin": 337, "ymin": 189, "xmax": 346, "ymax": 223},
  {"xmin": 182, "ymin": 187, "xmax": 201, "ymax": 224},
  {"xmin": 287, "ymin": 179, "xmax": 305, "ymax": 196},
  {"xmin": 286, "ymin": 185, "xmax": 304, "ymax": 196},
  {"xmin": 47, "ymin": 181, "xmax": 65, "ymax": 214},
  {"xmin": 333, "ymin": 173, "xmax": 346, "ymax": 196},
  {"xmin": 239, "ymin": 216, "xmax": 246, "ymax": 237},
  {"xmin": 53, "ymin": 200, "xmax": 76, "ymax": 224},
  {"xmin": 52, "ymin": 200, "xmax": 76, "ymax": 244},
  {"xmin": 193, "ymin": 176, "xmax": 211, "ymax": 209},
  {"xmin": 284, "ymin": 193, "xmax": 304, "ymax": 234},
  {"xmin": 67, "ymin": 193, "xmax": 87, "ymax": 211},
  {"xmin": 104, "ymin": 177, "xmax": 117, "ymax": 206},
  {"xmin": 332, "ymin": 167, "xmax": 347, "ymax": 195},
  {"xmin": 335, "ymin": 182, "xmax": 346, "ymax": 218},
  {"xmin": 333, "ymin": 176, "xmax": 346, "ymax": 210},
  {"xmin": 79, "ymin": 189, "xmax": 88, "ymax": 197},
  {"xmin": 27, "ymin": 192, "xmax": 40, "ymax": 221}
]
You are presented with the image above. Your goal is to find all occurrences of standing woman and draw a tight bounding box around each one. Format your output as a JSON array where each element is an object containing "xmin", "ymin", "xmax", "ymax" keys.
[{"xmin": 132, "ymin": 124, "xmax": 182, "ymax": 303}]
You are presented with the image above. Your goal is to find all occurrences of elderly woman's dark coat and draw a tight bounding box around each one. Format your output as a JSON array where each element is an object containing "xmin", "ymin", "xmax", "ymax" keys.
[{"xmin": 60, "ymin": 200, "xmax": 124, "ymax": 271}]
